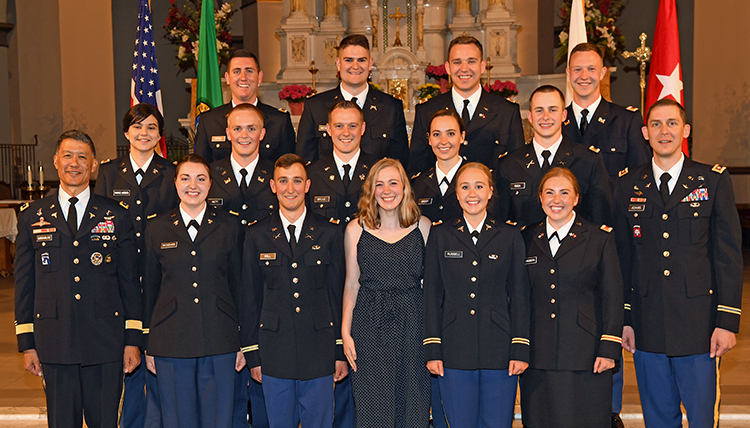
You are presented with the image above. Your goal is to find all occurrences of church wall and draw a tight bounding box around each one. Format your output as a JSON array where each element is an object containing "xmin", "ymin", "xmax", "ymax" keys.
[{"xmin": 515, "ymin": 0, "xmax": 538, "ymax": 75}]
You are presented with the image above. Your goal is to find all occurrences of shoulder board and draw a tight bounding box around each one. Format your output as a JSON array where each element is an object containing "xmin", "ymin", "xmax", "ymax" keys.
[
  {"xmin": 173, "ymin": 161, "xmax": 178, "ymax": 165},
  {"xmin": 305, "ymin": 161, "xmax": 312, "ymax": 166},
  {"xmin": 411, "ymin": 172, "xmax": 421, "ymax": 179},
  {"xmin": 100, "ymin": 158, "xmax": 112, "ymax": 164},
  {"xmin": 712, "ymin": 164, "xmax": 726, "ymax": 174},
  {"xmin": 278, "ymin": 108, "xmax": 288, "ymax": 113},
  {"xmin": 147, "ymin": 213, "xmax": 158, "ymax": 219},
  {"xmin": 600, "ymin": 225, "xmax": 613, "ymax": 233},
  {"xmin": 506, "ymin": 97, "xmax": 518, "ymax": 104},
  {"xmin": 247, "ymin": 219, "xmax": 258, "ymax": 227},
  {"xmin": 506, "ymin": 220, "xmax": 517, "ymax": 226},
  {"xmin": 589, "ymin": 145, "xmax": 601, "ymax": 154},
  {"xmin": 626, "ymin": 106, "xmax": 639, "ymax": 112},
  {"xmin": 20, "ymin": 202, "xmax": 30, "ymax": 212},
  {"xmin": 497, "ymin": 151, "xmax": 508, "ymax": 159},
  {"xmin": 618, "ymin": 167, "xmax": 629, "ymax": 177},
  {"xmin": 229, "ymin": 210, "xmax": 239, "ymax": 216},
  {"xmin": 329, "ymin": 218, "xmax": 341, "ymax": 224},
  {"xmin": 120, "ymin": 201, "xmax": 129, "ymax": 209},
  {"xmin": 431, "ymin": 220, "xmax": 443, "ymax": 226}
]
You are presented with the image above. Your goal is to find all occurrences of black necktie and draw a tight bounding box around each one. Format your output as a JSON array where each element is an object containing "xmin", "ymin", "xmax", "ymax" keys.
[
  {"xmin": 188, "ymin": 219, "xmax": 200, "ymax": 232},
  {"xmin": 470, "ymin": 230, "xmax": 480, "ymax": 244},
  {"xmin": 135, "ymin": 168, "xmax": 145, "ymax": 185},
  {"xmin": 660, "ymin": 172, "xmax": 671, "ymax": 204},
  {"xmin": 548, "ymin": 231, "xmax": 559, "ymax": 242},
  {"xmin": 462, "ymin": 99, "xmax": 471, "ymax": 127},
  {"xmin": 351, "ymin": 96, "xmax": 358, "ymax": 107},
  {"xmin": 288, "ymin": 225, "xmax": 297, "ymax": 252},
  {"xmin": 541, "ymin": 150, "xmax": 552, "ymax": 174},
  {"xmin": 239, "ymin": 168, "xmax": 249, "ymax": 194},
  {"xmin": 67, "ymin": 196, "xmax": 79, "ymax": 234},
  {"xmin": 342, "ymin": 164, "xmax": 352, "ymax": 192},
  {"xmin": 580, "ymin": 109, "xmax": 589, "ymax": 136}
]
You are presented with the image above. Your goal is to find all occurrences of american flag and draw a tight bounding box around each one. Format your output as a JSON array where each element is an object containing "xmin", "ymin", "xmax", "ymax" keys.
[{"xmin": 131, "ymin": 0, "xmax": 166, "ymax": 157}]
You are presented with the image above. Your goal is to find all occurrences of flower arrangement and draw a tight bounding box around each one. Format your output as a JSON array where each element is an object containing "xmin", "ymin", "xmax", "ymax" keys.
[
  {"xmin": 164, "ymin": 0, "xmax": 236, "ymax": 73},
  {"xmin": 278, "ymin": 84, "xmax": 314, "ymax": 102},
  {"xmin": 369, "ymin": 81, "xmax": 383, "ymax": 92},
  {"xmin": 483, "ymin": 80, "xmax": 519, "ymax": 99},
  {"xmin": 417, "ymin": 83, "xmax": 441, "ymax": 102},
  {"xmin": 425, "ymin": 64, "xmax": 448, "ymax": 81},
  {"xmin": 557, "ymin": 0, "xmax": 626, "ymax": 65}
]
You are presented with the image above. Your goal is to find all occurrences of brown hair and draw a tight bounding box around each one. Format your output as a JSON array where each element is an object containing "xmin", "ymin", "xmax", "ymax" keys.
[
  {"xmin": 175, "ymin": 154, "xmax": 212, "ymax": 182},
  {"xmin": 339, "ymin": 34, "xmax": 370, "ymax": 52},
  {"xmin": 357, "ymin": 158, "xmax": 421, "ymax": 229},
  {"xmin": 646, "ymin": 98, "xmax": 687, "ymax": 124},
  {"xmin": 448, "ymin": 35, "xmax": 483, "ymax": 58},
  {"xmin": 569, "ymin": 42, "xmax": 605, "ymax": 62},
  {"xmin": 328, "ymin": 100, "xmax": 364, "ymax": 122},
  {"xmin": 227, "ymin": 103, "xmax": 265, "ymax": 126},
  {"xmin": 228, "ymin": 49, "xmax": 261, "ymax": 70},
  {"xmin": 529, "ymin": 84, "xmax": 565, "ymax": 108},
  {"xmin": 274, "ymin": 153, "xmax": 306, "ymax": 175},
  {"xmin": 429, "ymin": 108, "xmax": 465, "ymax": 136},
  {"xmin": 538, "ymin": 167, "xmax": 580, "ymax": 198}
]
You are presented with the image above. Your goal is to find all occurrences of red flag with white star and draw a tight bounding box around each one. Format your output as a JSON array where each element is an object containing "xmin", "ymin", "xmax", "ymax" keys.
[{"xmin": 646, "ymin": 0, "xmax": 687, "ymax": 154}]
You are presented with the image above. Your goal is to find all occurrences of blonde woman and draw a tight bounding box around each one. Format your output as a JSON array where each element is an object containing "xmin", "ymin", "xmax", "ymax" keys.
[{"xmin": 341, "ymin": 158, "xmax": 432, "ymax": 427}]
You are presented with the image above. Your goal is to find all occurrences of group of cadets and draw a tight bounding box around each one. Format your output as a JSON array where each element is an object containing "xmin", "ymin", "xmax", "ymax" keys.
[{"xmin": 13, "ymin": 32, "xmax": 742, "ymax": 428}]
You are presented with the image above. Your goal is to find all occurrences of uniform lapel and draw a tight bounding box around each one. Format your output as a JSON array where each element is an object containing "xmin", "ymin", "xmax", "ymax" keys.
[
  {"xmin": 664, "ymin": 158, "xmax": 700, "ymax": 212},
  {"xmin": 247, "ymin": 158, "xmax": 272, "ymax": 197},
  {"xmin": 349, "ymin": 156, "xmax": 371, "ymax": 195},
  {"xmin": 294, "ymin": 215, "xmax": 319, "ymax": 259},
  {"xmin": 450, "ymin": 217, "xmax": 479, "ymax": 257},
  {"xmin": 362, "ymin": 91, "xmax": 383, "ymax": 123},
  {"xmin": 552, "ymin": 138, "xmax": 575, "ymax": 169},
  {"xmin": 265, "ymin": 214, "xmax": 292, "ymax": 259},
  {"xmin": 532, "ymin": 222, "xmax": 554, "ymax": 261},
  {"xmin": 43, "ymin": 196, "xmax": 72, "ymax": 240},
  {"xmin": 167, "ymin": 211, "xmax": 193, "ymax": 244},
  {"xmin": 78, "ymin": 196, "xmax": 102, "ymax": 239},
  {"xmin": 475, "ymin": 218, "xmax": 499, "ymax": 253},
  {"xmin": 637, "ymin": 166, "xmax": 663, "ymax": 209},
  {"xmin": 321, "ymin": 157, "xmax": 346, "ymax": 196},
  {"xmin": 563, "ymin": 105, "xmax": 582, "ymax": 140},
  {"xmin": 214, "ymin": 158, "xmax": 242, "ymax": 198},
  {"xmin": 139, "ymin": 156, "xmax": 167, "ymax": 189},
  {"xmin": 553, "ymin": 220, "xmax": 587, "ymax": 260},
  {"xmin": 583, "ymin": 101, "xmax": 612, "ymax": 143},
  {"xmin": 193, "ymin": 209, "xmax": 219, "ymax": 245},
  {"xmin": 466, "ymin": 92, "xmax": 495, "ymax": 135},
  {"xmin": 117, "ymin": 157, "xmax": 140, "ymax": 189},
  {"xmin": 516, "ymin": 145, "xmax": 544, "ymax": 181}
]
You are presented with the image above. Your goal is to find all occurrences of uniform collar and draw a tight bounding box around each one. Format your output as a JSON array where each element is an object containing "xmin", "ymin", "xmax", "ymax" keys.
[
  {"xmin": 571, "ymin": 96, "xmax": 602, "ymax": 126},
  {"xmin": 532, "ymin": 135, "xmax": 563, "ymax": 165},
  {"xmin": 652, "ymin": 153, "xmax": 685, "ymax": 194},
  {"xmin": 546, "ymin": 211, "xmax": 576, "ymax": 241},
  {"xmin": 179, "ymin": 203, "xmax": 207, "ymax": 227},
  {"xmin": 333, "ymin": 149, "xmax": 361, "ymax": 179},
  {"xmin": 280, "ymin": 207, "xmax": 307, "ymax": 242},
  {"xmin": 130, "ymin": 152, "xmax": 154, "ymax": 173}
]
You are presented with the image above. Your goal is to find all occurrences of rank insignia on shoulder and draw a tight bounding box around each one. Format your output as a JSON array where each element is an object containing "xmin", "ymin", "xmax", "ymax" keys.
[
  {"xmin": 432, "ymin": 220, "xmax": 443, "ymax": 226},
  {"xmin": 626, "ymin": 106, "xmax": 639, "ymax": 112},
  {"xmin": 411, "ymin": 172, "xmax": 421, "ymax": 180},
  {"xmin": 329, "ymin": 218, "xmax": 341, "ymax": 224},
  {"xmin": 247, "ymin": 220, "xmax": 258, "ymax": 227},
  {"xmin": 20, "ymin": 202, "xmax": 29, "ymax": 212},
  {"xmin": 619, "ymin": 168, "xmax": 629, "ymax": 177},
  {"xmin": 147, "ymin": 213, "xmax": 157, "ymax": 219},
  {"xmin": 278, "ymin": 107, "xmax": 287, "ymax": 113},
  {"xmin": 229, "ymin": 210, "xmax": 239, "ymax": 216},
  {"xmin": 498, "ymin": 151, "xmax": 508, "ymax": 159},
  {"xmin": 100, "ymin": 158, "xmax": 111, "ymax": 164},
  {"xmin": 600, "ymin": 225, "xmax": 613, "ymax": 233},
  {"xmin": 119, "ymin": 201, "xmax": 129, "ymax": 209},
  {"xmin": 506, "ymin": 220, "xmax": 517, "ymax": 226},
  {"xmin": 712, "ymin": 164, "xmax": 726, "ymax": 174},
  {"xmin": 589, "ymin": 145, "xmax": 601, "ymax": 153}
]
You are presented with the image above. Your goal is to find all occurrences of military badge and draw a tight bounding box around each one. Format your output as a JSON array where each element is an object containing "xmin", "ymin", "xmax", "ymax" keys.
[
  {"xmin": 681, "ymin": 188, "xmax": 709, "ymax": 202},
  {"xmin": 633, "ymin": 225, "xmax": 641, "ymax": 238},
  {"xmin": 41, "ymin": 252, "xmax": 50, "ymax": 266},
  {"xmin": 91, "ymin": 252, "xmax": 103, "ymax": 266},
  {"xmin": 105, "ymin": 254, "xmax": 112, "ymax": 263},
  {"xmin": 31, "ymin": 218, "xmax": 51, "ymax": 228}
]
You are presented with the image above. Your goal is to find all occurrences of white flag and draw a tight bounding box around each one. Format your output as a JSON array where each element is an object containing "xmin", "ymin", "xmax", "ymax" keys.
[{"xmin": 566, "ymin": 0, "xmax": 587, "ymax": 104}]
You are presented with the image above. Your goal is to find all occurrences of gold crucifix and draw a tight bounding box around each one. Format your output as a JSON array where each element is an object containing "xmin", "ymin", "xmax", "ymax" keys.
[
  {"xmin": 308, "ymin": 61, "xmax": 319, "ymax": 94},
  {"xmin": 622, "ymin": 33, "xmax": 652, "ymax": 116},
  {"xmin": 389, "ymin": 7, "xmax": 406, "ymax": 47}
]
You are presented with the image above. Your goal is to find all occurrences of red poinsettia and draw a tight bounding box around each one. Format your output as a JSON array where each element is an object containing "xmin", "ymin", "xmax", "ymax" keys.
[
  {"xmin": 278, "ymin": 84, "xmax": 314, "ymax": 102},
  {"xmin": 483, "ymin": 80, "xmax": 519, "ymax": 98}
]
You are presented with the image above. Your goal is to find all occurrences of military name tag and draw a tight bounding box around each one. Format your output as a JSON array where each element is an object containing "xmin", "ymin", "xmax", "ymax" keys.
[
  {"xmin": 314, "ymin": 196, "xmax": 331, "ymax": 203},
  {"xmin": 444, "ymin": 251, "xmax": 463, "ymax": 259},
  {"xmin": 260, "ymin": 253, "xmax": 277, "ymax": 260},
  {"xmin": 207, "ymin": 198, "xmax": 223, "ymax": 206},
  {"xmin": 36, "ymin": 234, "xmax": 52, "ymax": 242},
  {"xmin": 33, "ymin": 228, "xmax": 56, "ymax": 234},
  {"xmin": 113, "ymin": 189, "xmax": 131, "ymax": 197},
  {"xmin": 211, "ymin": 136, "xmax": 226, "ymax": 142},
  {"xmin": 628, "ymin": 204, "xmax": 645, "ymax": 212},
  {"xmin": 418, "ymin": 198, "xmax": 433, "ymax": 206},
  {"xmin": 524, "ymin": 256, "xmax": 537, "ymax": 265},
  {"xmin": 318, "ymin": 125, "xmax": 327, "ymax": 132},
  {"xmin": 160, "ymin": 241, "xmax": 178, "ymax": 249},
  {"xmin": 511, "ymin": 182, "xmax": 526, "ymax": 190}
]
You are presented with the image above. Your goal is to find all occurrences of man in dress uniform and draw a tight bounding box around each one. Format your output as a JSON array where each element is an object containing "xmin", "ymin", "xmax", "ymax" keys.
[
  {"xmin": 495, "ymin": 85, "xmax": 613, "ymax": 229},
  {"xmin": 206, "ymin": 103, "xmax": 274, "ymax": 428},
  {"xmin": 15, "ymin": 130, "xmax": 142, "ymax": 428},
  {"xmin": 95, "ymin": 103, "xmax": 177, "ymax": 428},
  {"xmin": 208, "ymin": 104, "xmax": 277, "ymax": 228},
  {"xmin": 306, "ymin": 100, "xmax": 375, "ymax": 426},
  {"xmin": 296, "ymin": 34, "xmax": 409, "ymax": 167},
  {"xmin": 617, "ymin": 99, "xmax": 743, "ymax": 428},
  {"xmin": 563, "ymin": 43, "xmax": 651, "ymax": 181},
  {"xmin": 563, "ymin": 42, "xmax": 650, "ymax": 428},
  {"xmin": 194, "ymin": 49, "xmax": 295, "ymax": 163},
  {"xmin": 408, "ymin": 36, "xmax": 525, "ymax": 175},
  {"xmin": 242, "ymin": 154, "xmax": 348, "ymax": 428}
]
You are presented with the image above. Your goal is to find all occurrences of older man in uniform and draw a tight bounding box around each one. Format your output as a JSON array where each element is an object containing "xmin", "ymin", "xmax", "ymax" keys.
[
  {"xmin": 242, "ymin": 154, "xmax": 347, "ymax": 428},
  {"xmin": 408, "ymin": 35, "xmax": 525, "ymax": 175},
  {"xmin": 617, "ymin": 99, "xmax": 742, "ymax": 428},
  {"xmin": 15, "ymin": 130, "xmax": 142, "ymax": 428},
  {"xmin": 296, "ymin": 35, "xmax": 409, "ymax": 167},
  {"xmin": 194, "ymin": 50, "xmax": 295, "ymax": 163}
]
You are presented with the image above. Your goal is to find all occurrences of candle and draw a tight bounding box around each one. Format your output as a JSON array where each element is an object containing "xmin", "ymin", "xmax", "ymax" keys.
[
  {"xmin": 27, "ymin": 165, "xmax": 32, "ymax": 187},
  {"xmin": 39, "ymin": 164, "xmax": 44, "ymax": 187}
]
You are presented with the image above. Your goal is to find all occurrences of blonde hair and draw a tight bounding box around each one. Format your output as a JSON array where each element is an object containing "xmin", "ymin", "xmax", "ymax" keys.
[
  {"xmin": 357, "ymin": 158, "xmax": 421, "ymax": 229},
  {"xmin": 538, "ymin": 167, "xmax": 580, "ymax": 198}
]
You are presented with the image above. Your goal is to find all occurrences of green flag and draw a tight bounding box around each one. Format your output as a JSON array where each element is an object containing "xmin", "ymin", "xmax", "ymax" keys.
[{"xmin": 196, "ymin": 0, "xmax": 223, "ymax": 118}]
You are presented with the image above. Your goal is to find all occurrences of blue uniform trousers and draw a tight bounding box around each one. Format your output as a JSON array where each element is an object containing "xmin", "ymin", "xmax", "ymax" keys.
[
  {"xmin": 612, "ymin": 352, "xmax": 623, "ymax": 414},
  {"xmin": 633, "ymin": 351, "xmax": 719, "ymax": 428},
  {"xmin": 262, "ymin": 374, "xmax": 334, "ymax": 428},
  {"xmin": 333, "ymin": 376, "xmax": 355, "ymax": 428},
  {"xmin": 154, "ymin": 353, "xmax": 235, "ymax": 428},
  {"xmin": 430, "ymin": 375, "xmax": 448, "ymax": 428},
  {"xmin": 439, "ymin": 368, "xmax": 517, "ymax": 428},
  {"xmin": 121, "ymin": 351, "xmax": 163, "ymax": 428},
  {"xmin": 232, "ymin": 369, "xmax": 269, "ymax": 428}
]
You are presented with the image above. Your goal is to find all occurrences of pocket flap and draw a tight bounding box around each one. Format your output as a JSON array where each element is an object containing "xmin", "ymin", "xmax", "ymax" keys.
[
  {"xmin": 304, "ymin": 251, "xmax": 330, "ymax": 267},
  {"xmin": 259, "ymin": 310, "xmax": 279, "ymax": 332},
  {"xmin": 312, "ymin": 307, "xmax": 334, "ymax": 331}
]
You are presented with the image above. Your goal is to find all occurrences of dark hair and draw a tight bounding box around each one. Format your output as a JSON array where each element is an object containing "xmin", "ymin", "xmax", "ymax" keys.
[
  {"xmin": 569, "ymin": 42, "xmax": 605, "ymax": 62},
  {"xmin": 122, "ymin": 103, "xmax": 164, "ymax": 136},
  {"xmin": 339, "ymin": 34, "xmax": 370, "ymax": 52},
  {"xmin": 448, "ymin": 35, "xmax": 483, "ymax": 59},
  {"xmin": 275, "ymin": 153, "xmax": 306, "ymax": 172},
  {"xmin": 328, "ymin": 100, "xmax": 364, "ymax": 123},
  {"xmin": 539, "ymin": 167, "xmax": 580, "ymax": 198},
  {"xmin": 647, "ymin": 98, "xmax": 687, "ymax": 124},
  {"xmin": 228, "ymin": 103, "xmax": 265, "ymax": 126},
  {"xmin": 529, "ymin": 85, "xmax": 565, "ymax": 107},
  {"xmin": 228, "ymin": 49, "xmax": 261, "ymax": 70},
  {"xmin": 429, "ymin": 108, "xmax": 465, "ymax": 136},
  {"xmin": 175, "ymin": 154, "xmax": 212, "ymax": 182},
  {"xmin": 56, "ymin": 130, "xmax": 96, "ymax": 157}
]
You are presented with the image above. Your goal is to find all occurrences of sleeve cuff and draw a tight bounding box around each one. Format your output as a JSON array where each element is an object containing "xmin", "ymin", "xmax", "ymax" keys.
[{"xmin": 510, "ymin": 340, "xmax": 530, "ymax": 363}]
